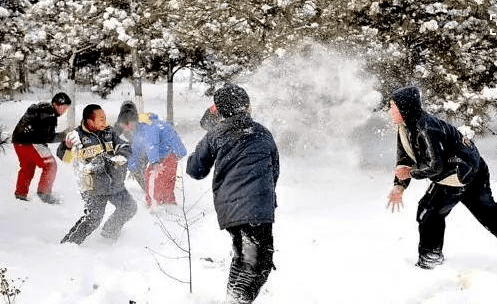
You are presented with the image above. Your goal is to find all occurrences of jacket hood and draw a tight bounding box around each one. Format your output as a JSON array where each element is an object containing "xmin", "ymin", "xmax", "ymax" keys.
[
  {"xmin": 390, "ymin": 85, "xmax": 424, "ymax": 126},
  {"xmin": 138, "ymin": 112, "xmax": 158, "ymax": 125}
]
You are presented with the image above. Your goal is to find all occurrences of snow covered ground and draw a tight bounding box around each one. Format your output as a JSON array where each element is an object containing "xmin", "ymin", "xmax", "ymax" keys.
[{"xmin": 2, "ymin": 78, "xmax": 497, "ymax": 304}]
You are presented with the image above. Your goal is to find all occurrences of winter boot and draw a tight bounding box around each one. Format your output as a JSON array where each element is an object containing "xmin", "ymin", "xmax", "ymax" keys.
[
  {"xmin": 15, "ymin": 194, "xmax": 29, "ymax": 201},
  {"xmin": 37, "ymin": 192, "xmax": 61, "ymax": 205},
  {"xmin": 100, "ymin": 229, "xmax": 120, "ymax": 240},
  {"xmin": 415, "ymin": 251, "xmax": 444, "ymax": 269}
]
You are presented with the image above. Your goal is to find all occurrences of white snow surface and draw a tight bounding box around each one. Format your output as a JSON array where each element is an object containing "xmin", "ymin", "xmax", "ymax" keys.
[{"xmin": 2, "ymin": 80, "xmax": 497, "ymax": 304}]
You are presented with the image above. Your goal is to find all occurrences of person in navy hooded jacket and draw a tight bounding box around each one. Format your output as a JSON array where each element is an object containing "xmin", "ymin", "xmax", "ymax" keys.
[
  {"xmin": 116, "ymin": 101, "xmax": 187, "ymax": 208},
  {"xmin": 187, "ymin": 83, "xmax": 279, "ymax": 304},
  {"xmin": 387, "ymin": 85, "xmax": 497, "ymax": 269}
]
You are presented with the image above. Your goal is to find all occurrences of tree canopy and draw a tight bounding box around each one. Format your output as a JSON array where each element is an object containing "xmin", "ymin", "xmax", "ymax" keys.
[{"xmin": 1, "ymin": 0, "xmax": 497, "ymax": 132}]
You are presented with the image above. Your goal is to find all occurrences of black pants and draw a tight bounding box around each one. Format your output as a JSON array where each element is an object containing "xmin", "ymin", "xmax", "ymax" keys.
[
  {"xmin": 61, "ymin": 190, "xmax": 137, "ymax": 244},
  {"xmin": 225, "ymin": 223, "xmax": 274, "ymax": 304},
  {"xmin": 417, "ymin": 158, "xmax": 497, "ymax": 255}
]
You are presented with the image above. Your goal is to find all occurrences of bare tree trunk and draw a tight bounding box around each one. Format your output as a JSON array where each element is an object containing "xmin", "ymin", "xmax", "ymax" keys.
[
  {"xmin": 131, "ymin": 48, "xmax": 144, "ymax": 112},
  {"xmin": 189, "ymin": 69, "xmax": 193, "ymax": 90},
  {"xmin": 17, "ymin": 59, "xmax": 28, "ymax": 93},
  {"xmin": 166, "ymin": 61, "xmax": 174, "ymax": 124},
  {"xmin": 66, "ymin": 52, "xmax": 77, "ymax": 128}
]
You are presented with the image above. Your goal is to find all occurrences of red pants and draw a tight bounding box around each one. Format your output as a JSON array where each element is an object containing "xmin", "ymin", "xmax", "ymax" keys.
[
  {"xmin": 14, "ymin": 143, "xmax": 57, "ymax": 196},
  {"xmin": 144, "ymin": 154, "xmax": 178, "ymax": 207}
]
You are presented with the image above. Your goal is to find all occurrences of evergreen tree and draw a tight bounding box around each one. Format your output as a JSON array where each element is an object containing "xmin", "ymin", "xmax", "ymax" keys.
[{"xmin": 317, "ymin": 0, "xmax": 497, "ymax": 133}]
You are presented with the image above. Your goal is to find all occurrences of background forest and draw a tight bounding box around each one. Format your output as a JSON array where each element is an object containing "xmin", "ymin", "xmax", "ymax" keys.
[
  {"xmin": 2, "ymin": 1, "xmax": 497, "ymax": 303},
  {"xmin": 1, "ymin": 0, "xmax": 497, "ymax": 134}
]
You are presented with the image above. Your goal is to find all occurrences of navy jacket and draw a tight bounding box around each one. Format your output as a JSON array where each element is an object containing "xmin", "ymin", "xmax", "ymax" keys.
[
  {"xmin": 57, "ymin": 124, "xmax": 131, "ymax": 196},
  {"xmin": 391, "ymin": 86, "xmax": 480, "ymax": 189},
  {"xmin": 187, "ymin": 113, "xmax": 279, "ymax": 230},
  {"xmin": 12, "ymin": 102, "xmax": 65, "ymax": 144}
]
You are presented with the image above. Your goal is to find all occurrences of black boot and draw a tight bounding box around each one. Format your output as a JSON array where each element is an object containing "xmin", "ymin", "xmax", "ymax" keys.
[{"xmin": 416, "ymin": 250, "xmax": 444, "ymax": 269}]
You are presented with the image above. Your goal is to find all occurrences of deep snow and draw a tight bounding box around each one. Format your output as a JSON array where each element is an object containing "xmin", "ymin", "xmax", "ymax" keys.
[{"xmin": 2, "ymin": 79, "xmax": 497, "ymax": 304}]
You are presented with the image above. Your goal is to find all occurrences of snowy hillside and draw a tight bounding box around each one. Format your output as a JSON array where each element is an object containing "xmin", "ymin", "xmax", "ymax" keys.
[{"xmin": 2, "ymin": 78, "xmax": 497, "ymax": 304}]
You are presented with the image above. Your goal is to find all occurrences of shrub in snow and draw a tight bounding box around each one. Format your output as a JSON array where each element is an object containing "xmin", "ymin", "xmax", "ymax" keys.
[{"xmin": 0, "ymin": 268, "xmax": 26, "ymax": 304}]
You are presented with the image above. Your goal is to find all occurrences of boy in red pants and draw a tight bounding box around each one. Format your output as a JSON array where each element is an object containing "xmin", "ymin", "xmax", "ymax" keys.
[
  {"xmin": 116, "ymin": 101, "xmax": 187, "ymax": 208},
  {"xmin": 12, "ymin": 92, "xmax": 71, "ymax": 204}
]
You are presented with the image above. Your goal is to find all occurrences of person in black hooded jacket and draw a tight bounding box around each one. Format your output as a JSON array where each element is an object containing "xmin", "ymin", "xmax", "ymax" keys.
[
  {"xmin": 187, "ymin": 83, "xmax": 279, "ymax": 303},
  {"xmin": 387, "ymin": 85, "xmax": 497, "ymax": 269}
]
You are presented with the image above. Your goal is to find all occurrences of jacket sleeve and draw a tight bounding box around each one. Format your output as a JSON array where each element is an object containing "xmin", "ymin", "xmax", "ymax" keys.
[
  {"xmin": 143, "ymin": 125, "xmax": 161, "ymax": 164},
  {"xmin": 36, "ymin": 105, "xmax": 59, "ymax": 143},
  {"xmin": 200, "ymin": 108, "xmax": 220, "ymax": 131},
  {"xmin": 271, "ymin": 138, "xmax": 280, "ymax": 186},
  {"xmin": 409, "ymin": 130, "xmax": 444, "ymax": 180},
  {"xmin": 394, "ymin": 133, "xmax": 415, "ymax": 189},
  {"xmin": 56, "ymin": 140, "xmax": 70, "ymax": 161},
  {"xmin": 112, "ymin": 128, "xmax": 131, "ymax": 158},
  {"xmin": 186, "ymin": 135, "xmax": 215, "ymax": 180},
  {"xmin": 51, "ymin": 131, "xmax": 67, "ymax": 143},
  {"xmin": 167, "ymin": 126, "xmax": 187, "ymax": 158}
]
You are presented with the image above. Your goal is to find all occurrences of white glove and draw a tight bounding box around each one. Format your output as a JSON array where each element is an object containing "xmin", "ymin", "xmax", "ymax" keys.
[
  {"xmin": 65, "ymin": 130, "xmax": 81, "ymax": 148},
  {"xmin": 110, "ymin": 155, "xmax": 127, "ymax": 166}
]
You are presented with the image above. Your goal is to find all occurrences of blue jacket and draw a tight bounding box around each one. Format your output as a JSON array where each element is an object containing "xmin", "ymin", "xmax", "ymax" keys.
[
  {"xmin": 187, "ymin": 113, "xmax": 279, "ymax": 230},
  {"xmin": 128, "ymin": 113, "xmax": 187, "ymax": 171}
]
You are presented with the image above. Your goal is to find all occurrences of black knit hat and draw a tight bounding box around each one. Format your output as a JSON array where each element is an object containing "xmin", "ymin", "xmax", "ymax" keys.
[
  {"xmin": 213, "ymin": 83, "xmax": 250, "ymax": 118},
  {"xmin": 52, "ymin": 92, "xmax": 72, "ymax": 105},
  {"xmin": 116, "ymin": 101, "xmax": 139, "ymax": 125}
]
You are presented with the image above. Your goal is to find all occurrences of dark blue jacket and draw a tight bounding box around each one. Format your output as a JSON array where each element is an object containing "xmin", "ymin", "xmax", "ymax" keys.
[
  {"xmin": 391, "ymin": 86, "xmax": 480, "ymax": 188},
  {"xmin": 187, "ymin": 113, "xmax": 279, "ymax": 230},
  {"xmin": 57, "ymin": 124, "xmax": 131, "ymax": 196}
]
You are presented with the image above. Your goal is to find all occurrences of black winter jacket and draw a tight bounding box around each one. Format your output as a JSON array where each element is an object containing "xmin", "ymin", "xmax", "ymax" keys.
[
  {"xmin": 187, "ymin": 113, "xmax": 279, "ymax": 230},
  {"xmin": 12, "ymin": 102, "xmax": 65, "ymax": 144},
  {"xmin": 57, "ymin": 124, "xmax": 131, "ymax": 196},
  {"xmin": 391, "ymin": 86, "xmax": 480, "ymax": 189}
]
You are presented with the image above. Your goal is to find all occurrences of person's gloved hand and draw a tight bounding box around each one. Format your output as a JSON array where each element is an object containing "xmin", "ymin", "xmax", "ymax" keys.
[
  {"xmin": 110, "ymin": 155, "xmax": 128, "ymax": 166},
  {"xmin": 387, "ymin": 185, "xmax": 405, "ymax": 213},
  {"xmin": 65, "ymin": 130, "xmax": 81, "ymax": 149}
]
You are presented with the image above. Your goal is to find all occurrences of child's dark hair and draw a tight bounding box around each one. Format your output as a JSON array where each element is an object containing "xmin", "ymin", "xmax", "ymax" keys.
[
  {"xmin": 51, "ymin": 92, "xmax": 72, "ymax": 105},
  {"xmin": 116, "ymin": 101, "xmax": 138, "ymax": 126},
  {"xmin": 82, "ymin": 104, "xmax": 102, "ymax": 122}
]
